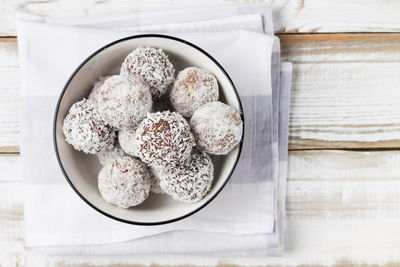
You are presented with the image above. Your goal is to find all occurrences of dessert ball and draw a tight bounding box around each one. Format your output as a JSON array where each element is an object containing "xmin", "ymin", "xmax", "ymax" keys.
[
  {"xmin": 97, "ymin": 136, "xmax": 126, "ymax": 165},
  {"xmin": 170, "ymin": 67, "xmax": 219, "ymax": 117},
  {"xmin": 88, "ymin": 76, "xmax": 110, "ymax": 104},
  {"xmin": 159, "ymin": 149, "xmax": 214, "ymax": 203},
  {"xmin": 96, "ymin": 75, "xmax": 152, "ymax": 129},
  {"xmin": 121, "ymin": 47, "xmax": 175, "ymax": 99},
  {"xmin": 149, "ymin": 166, "xmax": 165, "ymax": 194},
  {"xmin": 98, "ymin": 157, "xmax": 151, "ymax": 208},
  {"xmin": 135, "ymin": 111, "xmax": 195, "ymax": 168},
  {"xmin": 118, "ymin": 127, "xmax": 137, "ymax": 157},
  {"xmin": 190, "ymin": 101, "xmax": 243, "ymax": 155},
  {"xmin": 62, "ymin": 98, "xmax": 115, "ymax": 154}
]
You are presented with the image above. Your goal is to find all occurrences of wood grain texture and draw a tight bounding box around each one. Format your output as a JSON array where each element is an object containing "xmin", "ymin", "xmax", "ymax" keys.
[
  {"xmin": 2, "ymin": 0, "xmax": 400, "ymax": 36},
  {"xmin": 0, "ymin": 154, "xmax": 20, "ymax": 182},
  {"xmin": 1, "ymin": 150, "xmax": 400, "ymax": 266},
  {"xmin": 0, "ymin": 183, "xmax": 24, "ymax": 267},
  {"xmin": 0, "ymin": 38, "xmax": 20, "ymax": 152},
  {"xmin": 280, "ymin": 34, "xmax": 400, "ymax": 149},
  {"xmin": 2, "ymin": 34, "xmax": 400, "ymax": 152}
]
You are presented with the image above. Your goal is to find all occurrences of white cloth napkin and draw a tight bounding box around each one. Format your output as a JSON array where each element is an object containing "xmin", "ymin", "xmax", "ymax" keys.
[{"xmin": 18, "ymin": 3, "xmax": 292, "ymax": 256}]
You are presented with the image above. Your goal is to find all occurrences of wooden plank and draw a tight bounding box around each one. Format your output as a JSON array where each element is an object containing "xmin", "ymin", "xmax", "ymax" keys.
[
  {"xmin": 279, "ymin": 34, "xmax": 400, "ymax": 149},
  {"xmin": 2, "ymin": 0, "xmax": 400, "ymax": 36},
  {"xmin": 0, "ymin": 65, "xmax": 20, "ymax": 151},
  {"xmin": 0, "ymin": 38, "xmax": 20, "ymax": 152},
  {"xmin": 289, "ymin": 150, "xmax": 400, "ymax": 182},
  {"xmin": 0, "ymin": 183, "xmax": 24, "ymax": 267},
  {"xmin": 1, "ymin": 150, "xmax": 400, "ymax": 265},
  {"xmin": 5, "ymin": 150, "xmax": 400, "ymax": 210},
  {"xmin": 280, "ymin": 34, "xmax": 400, "ymax": 63},
  {"xmin": 8, "ymin": 218, "xmax": 400, "ymax": 266},
  {"xmin": 288, "ymin": 150, "xmax": 400, "ymax": 219},
  {"xmin": 2, "ymin": 34, "xmax": 400, "ymax": 151},
  {"xmin": 0, "ymin": 154, "xmax": 20, "ymax": 182}
]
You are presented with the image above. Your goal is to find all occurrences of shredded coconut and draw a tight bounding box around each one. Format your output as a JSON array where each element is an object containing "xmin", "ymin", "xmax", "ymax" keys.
[
  {"xmin": 88, "ymin": 76, "xmax": 111, "ymax": 104},
  {"xmin": 135, "ymin": 111, "xmax": 195, "ymax": 168},
  {"xmin": 118, "ymin": 127, "xmax": 138, "ymax": 157},
  {"xmin": 62, "ymin": 98, "xmax": 115, "ymax": 154},
  {"xmin": 120, "ymin": 47, "xmax": 175, "ymax": 99},
  {"xmin": 97, "ymin": 136, "xmax": 127, "ymax": 165},
  {"xmin": 159, "ymin": 148, "xmax": 214, "ymax": 203},
  {"xmin": 96, "ymin": 75, "xmax": 152, "ymax": 129},
  {"xmin": 170, "ymin": 67, "xmax": 219, "ymax": 117},
  {"xmin": 190, "ymin": 101, "xmax": 243, "ymax": 155},
  {"xmin": 98, "ymin": 157, "xmax": 151, "ymax": 208}
]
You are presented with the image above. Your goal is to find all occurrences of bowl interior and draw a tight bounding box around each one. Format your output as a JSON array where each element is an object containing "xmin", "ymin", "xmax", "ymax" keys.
[{"xmin": 55, "ymin": 36, "xmax": 242, "ymax": 224}]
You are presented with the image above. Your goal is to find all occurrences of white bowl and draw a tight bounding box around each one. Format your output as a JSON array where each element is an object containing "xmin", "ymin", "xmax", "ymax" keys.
[{"xmin": 54, "ymin": 34, "xmax": 244, "ymax": 225}]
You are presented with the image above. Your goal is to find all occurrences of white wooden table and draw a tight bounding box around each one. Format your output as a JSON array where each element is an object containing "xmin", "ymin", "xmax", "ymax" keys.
[{"xmin": 1, "ymin": 1, "xmax": 400, "ymax": 266}]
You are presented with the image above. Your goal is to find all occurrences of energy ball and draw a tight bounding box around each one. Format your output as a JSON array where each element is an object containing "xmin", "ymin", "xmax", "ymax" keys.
[
  {"xmin": 97, "ymin": 136, "xmax": 126, "ymax": 165},
  {"xmin": 62, "ymin": 98, "xmax": 115, "ymax": 154},
  {"xmin": 118, "ymin": 127, "xmax": 137, "ymax": 157},
  {"xmin": 159, "ymin": 149, "xmax": 214, "ymax": 203},
  {"xmin": 98, "ymin": 157, "xmax": 151, "ymax": 208},
  {"xmin": 135, "ymin": 111, "xmax": 195, "ymax": 168},
  {"xmin": 88, "ymin": 76, "xmax": 110, "ymax": 104},
  {"xmin": 170, "ymin": 67, "xmax": 219, "ymax": 117},
  {"xmin": 190, "ymin": 101, "xmax": 243, "ymax": 155},
  {"xmin": 149, "ymin": 167, "xmax": 165, "ymax": 194},
  {"xmin": 121, "ymin": 47, "xmax": 175, "ymax": 99},
  {"xmin": 96, "ymin": 75, "xmax": 152, "ymax": 129}
]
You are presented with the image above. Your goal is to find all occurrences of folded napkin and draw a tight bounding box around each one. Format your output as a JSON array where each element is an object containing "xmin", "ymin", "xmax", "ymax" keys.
[{"xmin": 18, "ymin": 3, "xmax": 292, "ymax": 256}]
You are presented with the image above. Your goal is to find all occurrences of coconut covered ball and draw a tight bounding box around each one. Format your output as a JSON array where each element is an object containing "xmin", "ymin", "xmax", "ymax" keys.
[
  {"xmin": 98, "ymin": 157, "xmax": 151, "ymax": 208},
  {"xmin": 62, "ymin": 98, "xmax": 115, "ymax": 154},
  {"xmin": 190, "ymin": 101, "xmax": 243, "ymax": 155},
  {"xmin": 121, "ymin": 47, "xmax": 175, "ymax": 99},
  {"xmin": 159, "ymin": 149, "xmax": 214, "ymax": 203},
  {"xmin": 135, "ymin": 111, "xmax": 195, "ymax": 168},
  {"xmin": 170, "ymin": 67, "xmax": 219, "ymax": 117},
  {"xmin": 97, "ymin": 136, "xmax": 126, "ymax": 165},
  {"xmin": 96, "ymin": 75, "xmax": 152, "ymax": 129},
  {"xmin": 118, "ymin": 127, "xmax": 137, "ymax": 157},
  {"xmin": 88, "ymin": 76, "xmax": 110, "ymax": 104},
  {"xmin": 149, "ymin": 166, "xmax": 165, "ymax": 194}
]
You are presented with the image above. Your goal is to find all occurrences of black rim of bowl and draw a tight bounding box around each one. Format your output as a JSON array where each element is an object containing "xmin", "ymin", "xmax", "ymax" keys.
[{"xmin": 53, "ymin": 34, "xmax": 245, "ymax": 226}]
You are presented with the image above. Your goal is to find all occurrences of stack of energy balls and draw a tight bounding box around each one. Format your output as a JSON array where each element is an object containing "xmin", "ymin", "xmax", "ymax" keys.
[{"xmin": 62, "ymin": 47, "xmax": 243, "ymax": 208}]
